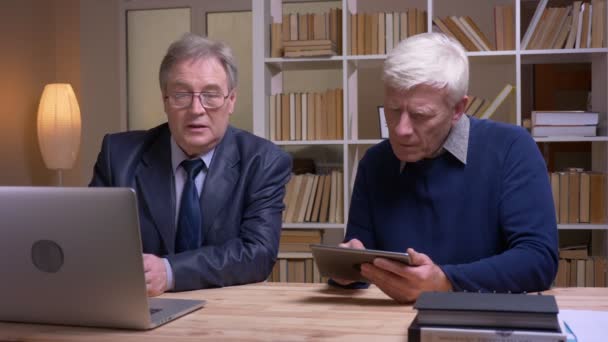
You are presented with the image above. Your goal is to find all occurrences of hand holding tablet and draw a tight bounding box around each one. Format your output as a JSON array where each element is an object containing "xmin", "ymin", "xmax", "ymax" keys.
[{"xmin": 310, "ymin": 244, "xmax": 411, "ymax": 283}]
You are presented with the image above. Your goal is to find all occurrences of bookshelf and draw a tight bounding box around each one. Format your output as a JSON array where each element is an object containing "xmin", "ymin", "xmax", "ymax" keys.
[{"xmin": 252, "ymin": 0, "xmax": 608, "ymax": 271}]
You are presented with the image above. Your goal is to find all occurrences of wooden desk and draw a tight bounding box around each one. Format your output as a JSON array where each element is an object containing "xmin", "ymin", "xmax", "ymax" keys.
[{"xmin": 1, "ymin": 283, "xmax": 607, "ymax": 341}]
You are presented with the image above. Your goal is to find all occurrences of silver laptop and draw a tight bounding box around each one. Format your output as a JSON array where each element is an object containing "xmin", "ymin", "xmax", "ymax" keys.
[{"xmin": 0, "ymin": 186, "xmax": 205, "ymax": 330}]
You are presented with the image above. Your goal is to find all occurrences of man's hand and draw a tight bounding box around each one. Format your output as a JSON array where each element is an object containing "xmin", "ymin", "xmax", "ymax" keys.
[
  {"xmin": 143, "ymin": 254, "xmax": 168, "ymax": 297},
  {"xmin": 331, "ymin": 238, "xmax": 366, "ymax": 286},
  {"xmin": 360, "ymin": 248, "xmax": 452, "ymax": 303}
]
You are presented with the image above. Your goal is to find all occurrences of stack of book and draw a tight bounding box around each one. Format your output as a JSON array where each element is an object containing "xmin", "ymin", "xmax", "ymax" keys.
[
  {"xmin": 282, "ymin": 39, "xmax": 337, "ymax": 58},
  {"xmin": 433, "ymin": 16, "xmax": 494, "ymax": 51},
  {"xmin": 268, "ymin": 88, "xmax": 343, "ymax": 141},
  {"xmin": 268, "ymin": 254, "xmax": 323, "ymax": 283},
  {"xmin": 279, "ymin": 229, "xmax": 323, "ymax": 253},
  {"xmin": 282, "ymin": 170, "xmax": 343, "ymax": 224},
  {"xmin": 465, "ymin": 84, "xmax": 514, "ymax": 120},
  {"xmin": 409, "ymin": 292, "xmax": 569, "ymax": 342},
  {"xmin": 532, "ymin": 111, "xmax": 599, "ymax": 137},
  {"xmin": 494, "ymin": 4, "xmax": 515, "ymax": 50},
  {"xmin": 522, "ymin": 0, "xmax": 606, "ymax": 50},
  {"xmin": 556, "ymin": 245, "xmax": 608, "ymax": 287},
  {"xmin": 267, "ymin": 229, "xmax": 325, "ymax": 283},
  {"xmin": 348, "ymin": 9, "xmax": 427, "ymax": 55},
  {"xmin": 270, "ymin": 8, "xmax": 342, "ymax": 57},
  {"xmin": 548, "ymin": 169, "xmax": 606, "ymax": 224}
]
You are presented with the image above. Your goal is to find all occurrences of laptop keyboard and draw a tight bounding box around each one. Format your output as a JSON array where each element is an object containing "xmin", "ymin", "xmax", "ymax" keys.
[{"xmin": 150, "ymin": 308, "xmax": 163, "ymax": 315}]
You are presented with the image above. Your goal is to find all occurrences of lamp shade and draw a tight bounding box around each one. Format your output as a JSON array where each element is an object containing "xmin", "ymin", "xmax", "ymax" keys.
[{"xmin": 37, "ymin": 83, "xmax": 82, "ymax": 170}]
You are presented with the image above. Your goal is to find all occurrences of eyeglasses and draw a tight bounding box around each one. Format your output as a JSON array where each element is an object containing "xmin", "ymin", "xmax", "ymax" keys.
[{"xmin": 165, "ymin": 92, "xmax": 230, "ymax": 109}]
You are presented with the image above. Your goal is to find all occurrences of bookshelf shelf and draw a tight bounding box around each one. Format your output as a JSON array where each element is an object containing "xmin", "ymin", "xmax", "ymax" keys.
[
  {"xmin": 345, "ymin": 54, "xmax": 386, "ymax": 60},
  {"xmin": 253, "ymin": 0, "xmax": 608, "ymax": 270},
  {"xmin": 266, "ymin": 56, "xmax": 344, "ymax": 63},
  {"xmin": 559, "ymin": 224, "xmax": 608, "ymax": 231},
  {"xmin": 520, "ymin": 48, "xmax": 608, "ymax": 55},
  {"xmin": 534, "ymin": 136, "xmax": 608, "ymax": 142},
  {"xmin": 467, "ymin": 50, "xmax": 517, "ymax": 57},
  {"xmin": 278, "ymin": 252, "xmax": 313, "ymax": 259},
  {"xmin": 521, "ymin": 50, "xmax": 608, "ymax": 64}
]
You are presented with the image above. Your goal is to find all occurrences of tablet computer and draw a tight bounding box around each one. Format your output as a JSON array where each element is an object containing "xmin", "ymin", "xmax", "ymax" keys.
[{"xmin": 310, "ymin": 244, "xmax": 411, "ymax": 283}]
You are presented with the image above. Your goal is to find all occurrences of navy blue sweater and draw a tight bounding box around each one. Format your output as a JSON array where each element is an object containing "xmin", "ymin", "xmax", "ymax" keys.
[{"xmin": 345, "ymin": 118, "xmax": 559, "ymax": 292}]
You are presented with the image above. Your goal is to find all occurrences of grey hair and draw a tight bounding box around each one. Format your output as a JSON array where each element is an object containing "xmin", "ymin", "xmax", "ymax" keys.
[
  {"xmin": 382, "ymin": 32, "xmax": 469, "ymax": 106},
  {"xmin": 159, "ymin": 33, "xmax": 238, "ymax": 93}
]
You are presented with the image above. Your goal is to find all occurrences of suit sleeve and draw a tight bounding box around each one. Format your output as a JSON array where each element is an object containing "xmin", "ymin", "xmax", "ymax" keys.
[
  {"xmin": 441, "ymin": 132, "xmax": 559, "ymax": 292},
  {"xmin": 167, "ymin": 149, "xmax": 292, "ymax": 290},
  {"xmin": 89, "ymin": 134, "xmax": 114, "ymax": 187}
]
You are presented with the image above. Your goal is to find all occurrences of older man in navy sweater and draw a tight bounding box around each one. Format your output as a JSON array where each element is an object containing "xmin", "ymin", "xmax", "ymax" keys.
[{"xmin": 335, "ymin": 33, "xmax": 558, "ymax": 303}]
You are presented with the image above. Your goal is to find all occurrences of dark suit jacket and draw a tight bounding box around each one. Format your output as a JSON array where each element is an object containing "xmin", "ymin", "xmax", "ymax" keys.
[{"xmin": 90, "ymin": 123, "xmax": 291, "ymax": 291}]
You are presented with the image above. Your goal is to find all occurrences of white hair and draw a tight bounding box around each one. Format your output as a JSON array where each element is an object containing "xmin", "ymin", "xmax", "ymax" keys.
[{"xmin": 383, "ymin": 32, "xmax": 469, "ymax": 106}]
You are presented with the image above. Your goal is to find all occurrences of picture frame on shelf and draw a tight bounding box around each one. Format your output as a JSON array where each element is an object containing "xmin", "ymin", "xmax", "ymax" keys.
[{"xmin": 378, "ymin": 106, "xmax": 389, "ymax": 139}]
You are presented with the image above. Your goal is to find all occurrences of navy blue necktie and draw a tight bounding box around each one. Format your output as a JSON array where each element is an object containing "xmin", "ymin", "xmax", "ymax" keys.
[{"xmin": 175, "ymin": 159, "xmax": 205, "ymax": 253}]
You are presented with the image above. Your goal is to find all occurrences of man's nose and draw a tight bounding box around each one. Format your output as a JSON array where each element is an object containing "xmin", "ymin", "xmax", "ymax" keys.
[
  {"xmin": 394, "ymin": 113, "xmax": 414, "ymax": 136},
  {"xmin": 190, "ymin": 94, "xmax": 207, "ymax": 114}
]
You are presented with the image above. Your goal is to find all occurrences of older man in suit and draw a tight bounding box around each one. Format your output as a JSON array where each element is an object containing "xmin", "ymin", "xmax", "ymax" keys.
[{"xmin": 90, "ymin": 33, "xmax": 291, "ymax": 296}]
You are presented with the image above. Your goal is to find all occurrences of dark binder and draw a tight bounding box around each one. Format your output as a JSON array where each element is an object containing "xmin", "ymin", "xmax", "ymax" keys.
[{"xmin": 413, "ymin": 292, "xmax": 560, "ymax": 331}]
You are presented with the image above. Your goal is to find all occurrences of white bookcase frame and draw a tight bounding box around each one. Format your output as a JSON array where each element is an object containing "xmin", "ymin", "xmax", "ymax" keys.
[{"xmin": 253, "ymin": 0, "xmax": 608, "ymax": 253}]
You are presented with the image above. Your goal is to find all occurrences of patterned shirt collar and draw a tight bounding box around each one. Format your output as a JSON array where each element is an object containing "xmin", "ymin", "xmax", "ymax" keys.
[{"xmin": 400, "ymin": 114, "xmax": 470, "ymax": 171}]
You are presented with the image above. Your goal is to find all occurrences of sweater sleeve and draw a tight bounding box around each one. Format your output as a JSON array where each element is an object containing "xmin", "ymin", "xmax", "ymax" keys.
[
  {"xmin": 344, "ymin": 153, "xmax": 378, "ymax": 249},
  {"xmin": 441, "ymin": 130, "xmax": 559, "ymax": 292}
]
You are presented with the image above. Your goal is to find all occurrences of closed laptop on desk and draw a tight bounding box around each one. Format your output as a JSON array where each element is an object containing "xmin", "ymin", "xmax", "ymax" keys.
[{"xmin": 0, "ymin": 187, "xmax": 204, "ymax": 330}]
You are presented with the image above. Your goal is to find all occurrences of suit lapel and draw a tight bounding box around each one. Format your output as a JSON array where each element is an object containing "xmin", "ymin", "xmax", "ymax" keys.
[
  {"xmin": 136, "ymin": 126, "xmax": 176, "ymax": 252},
  {"xmin": 201, "ymin": 127, "xmax": 240, "ymax": 235}
]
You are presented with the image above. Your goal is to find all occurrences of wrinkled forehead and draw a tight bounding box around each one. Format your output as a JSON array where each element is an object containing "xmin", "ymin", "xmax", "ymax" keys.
[
  {"xmin": 166, "ymin": 57, "xmax": 229, "ymax": 91},
  {"xmin": 384, "ymin": 84, "xmax": 451, "ymax": 106}
]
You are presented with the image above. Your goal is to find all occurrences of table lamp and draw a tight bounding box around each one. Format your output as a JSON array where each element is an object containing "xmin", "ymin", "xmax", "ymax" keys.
[{"xmin": 37, "ymin": 83, "xmax": 81, "ymax": 186}]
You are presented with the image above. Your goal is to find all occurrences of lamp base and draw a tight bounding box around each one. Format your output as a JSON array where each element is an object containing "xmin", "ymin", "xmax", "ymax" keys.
[{"xmin": 57, "ymin": 169, "xmax": 63, "ymax": 187}]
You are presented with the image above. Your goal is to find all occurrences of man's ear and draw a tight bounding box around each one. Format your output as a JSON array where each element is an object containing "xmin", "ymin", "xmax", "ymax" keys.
[
  {"xmin": 452, "ymin": 96, "xmax": 468, "ymax": 123},
  {"xmin": 162, "ymin": 92, "xmax": 170, "ymax": 116},
  {"xmin": 227, "ymin": 90, "xmax": 237, "ymax": 115}
]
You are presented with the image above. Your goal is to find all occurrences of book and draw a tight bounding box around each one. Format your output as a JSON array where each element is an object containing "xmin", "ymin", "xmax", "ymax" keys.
[
  {"xmin": 453, "ymin": 16, "xmax": 485, "ymax": 51},
  {"xmin": 589, "ymin": 172, "xmax": 607, "ymax": 224},
  {"xmin": 580, "ymin": 3, "xmax": 591, "ymax": 48},
  {"xmin": 591, "ymin": 0, "xmax": 605, "ymax": 48},
  {"xmin": 559, "ymin": 172, "xmax": 569, "ymax": 224},
  {"xmin": 575, "ymin": 3, "xmax": 586, "ymax": 48},
  {"xmin": 559, "ymin": 245, "xmax": 588, "ymax": 259},
  {"xmin": 565, "ymin": 2, "xmax": 583, "ymax": 49},
  {"xmin": 414, "ymin": 292, "xmax": 560, "ymax": 331},
  {"xmin": 494, "ymin": 5, "xmax": 505, "ymax": 50},
  {"xmin": 479, "ymin": 84, "xmax": 514, "ymax": 119},
  {"xmin": 568, "ymin": 172, "xmax": 580, "ymax": 223},
  {"xmin": 503, "ymin": 5, "xmax": 515, "ymax": 50},
  {"xmin": 461, "ymin": 16, "xmax": 494, "ymax": 51},
  {"xmin": 443, "ymin": 16, "xmax": 478, "ymax": 51},
  {"xmin": 579, "ymin": 172, "xmax": 590, "ymax": 223},
  {"xmin": 289, "ymin": 93, "xmax": 295, "ymax": 140},
  {"xmin": 522, "ymin": 0, "xmax": 549, "ymax": 49},
  {"xmin": 531, "ymin": 111, "xmax": 599, "ymax": 126},
  {"xmin": 432, "ymin": 17, "xmax": 456, "ymax": 40},
  {"xmin": 408, "ymin": 316, "xmax": 569, "ymax": 342},
  {"xmin": 528, "ymin": 7, "xmax": 554, "ymax": 50},
  {"xmin": 531, "ymin": 125, "xmax": 597, "ymax": 137},
  {"xmin": 552, "ymin": 10, "xmax": 573, "ymax": 49}
]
